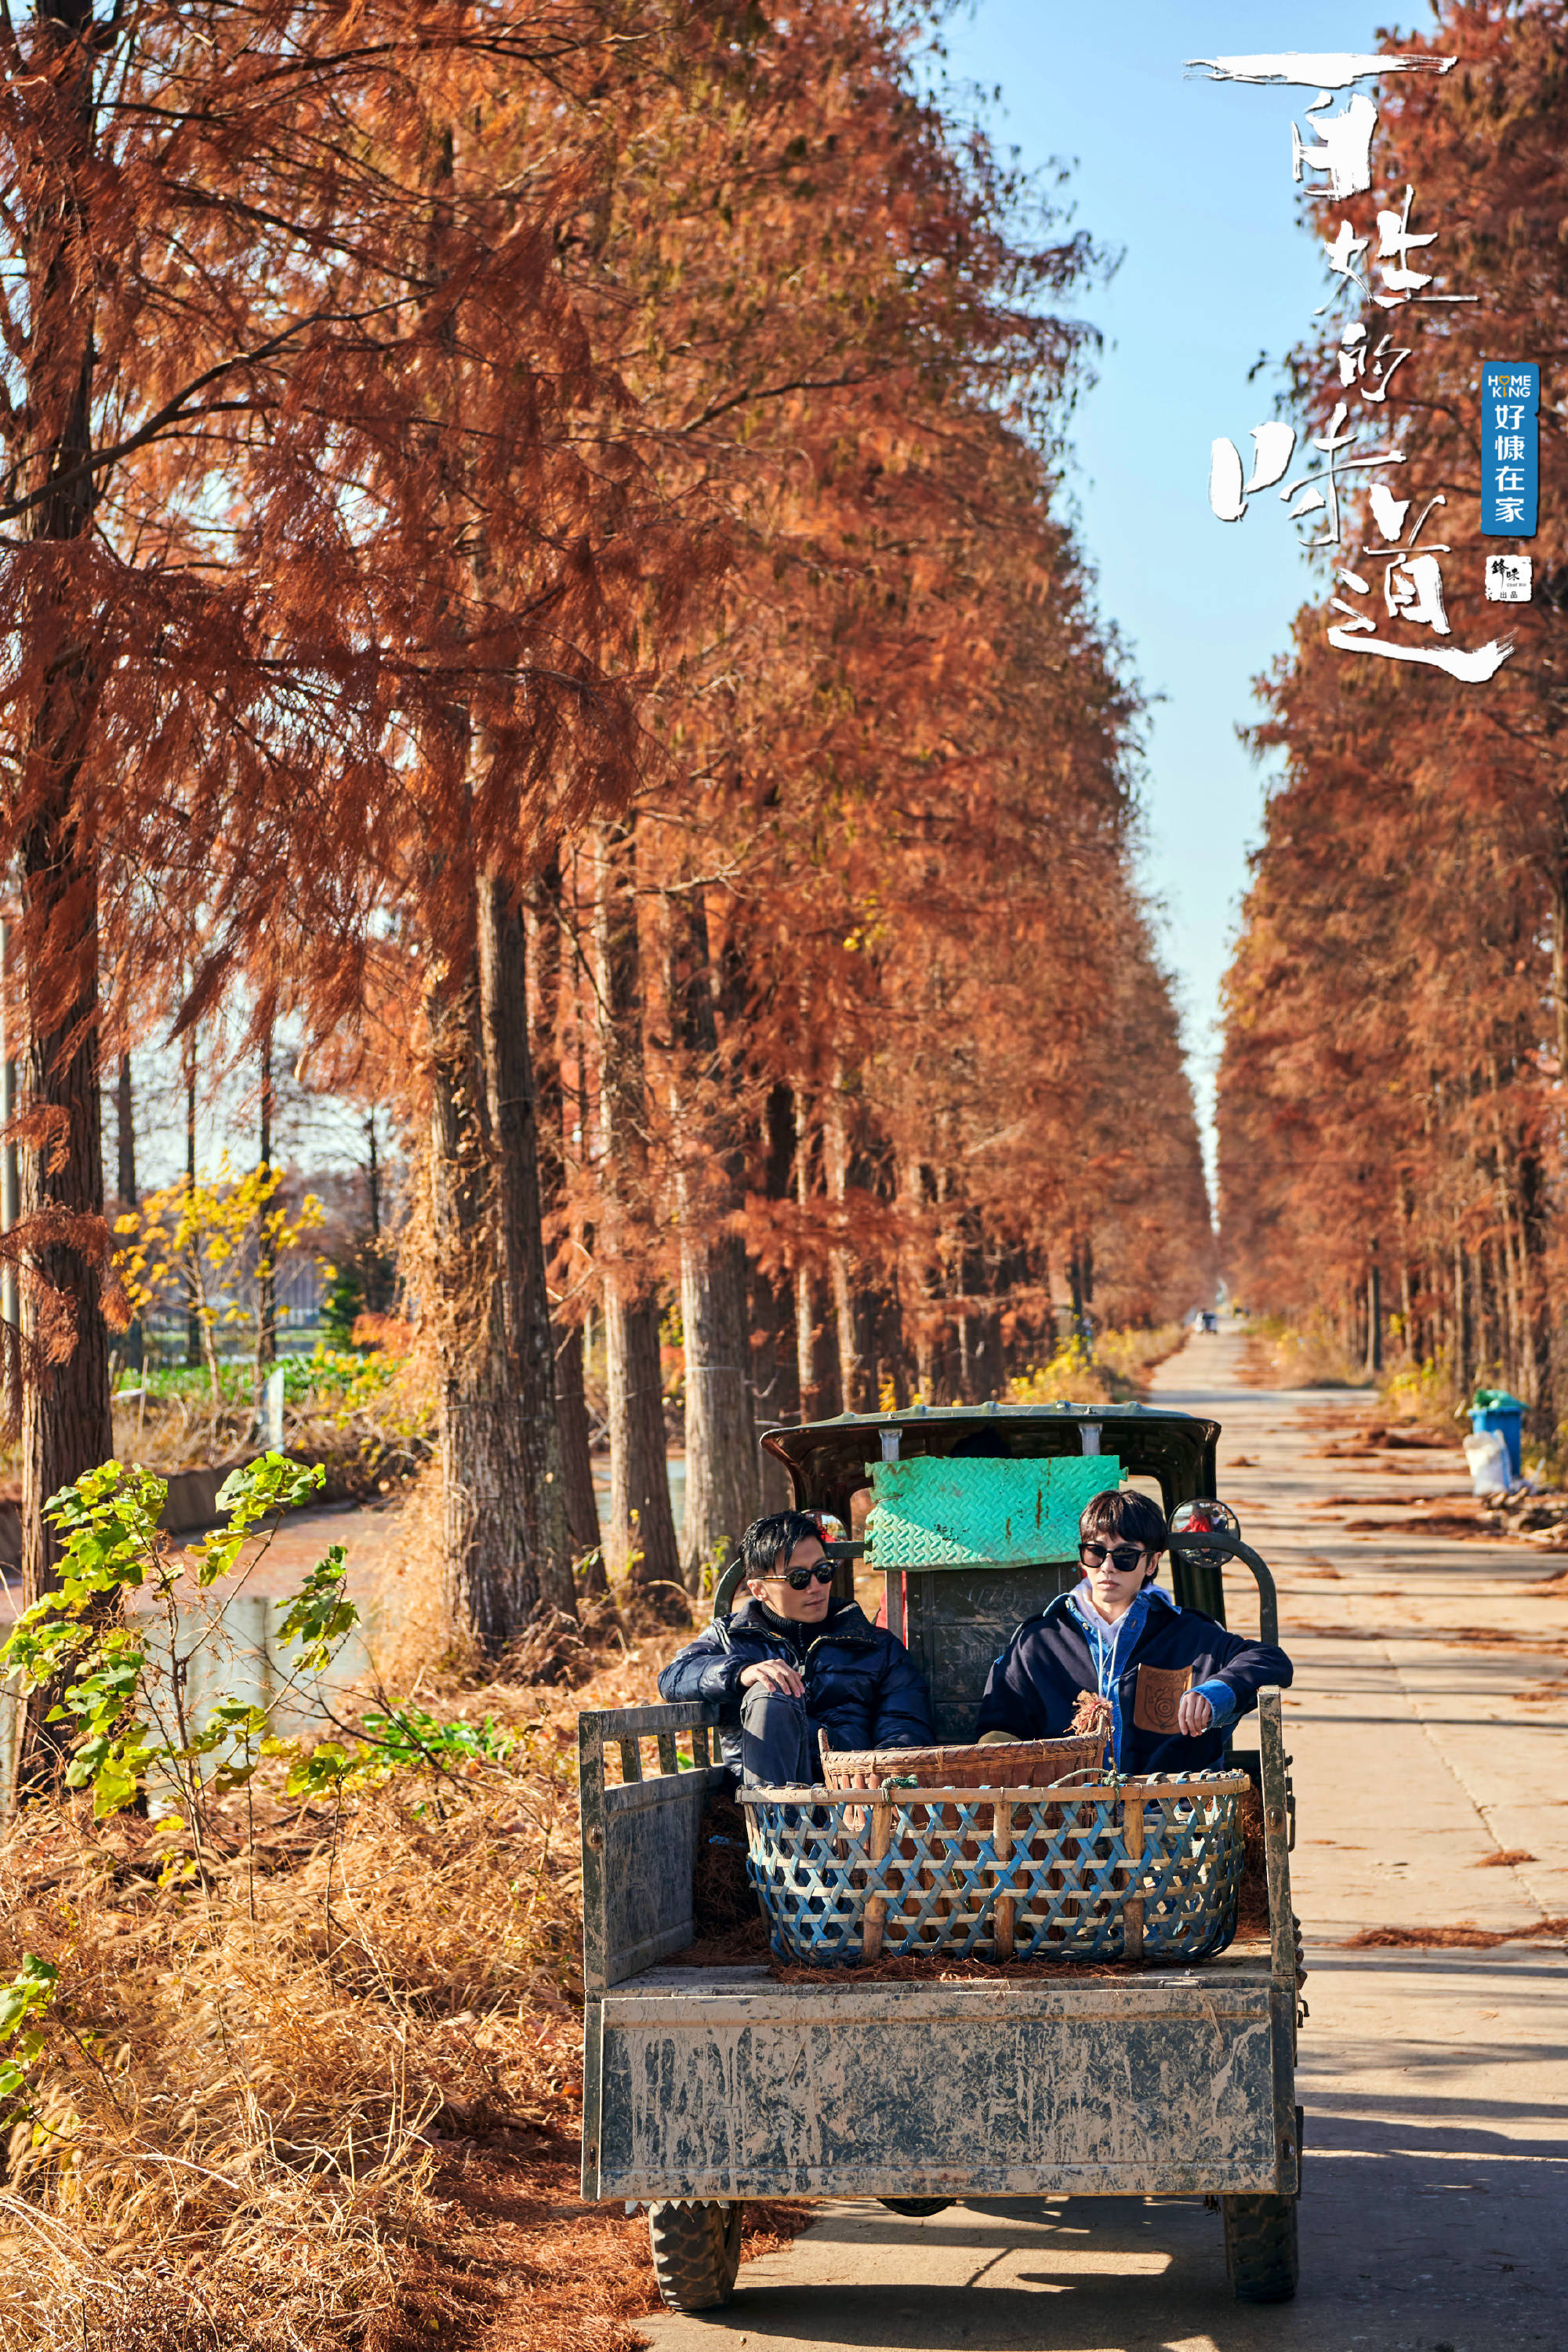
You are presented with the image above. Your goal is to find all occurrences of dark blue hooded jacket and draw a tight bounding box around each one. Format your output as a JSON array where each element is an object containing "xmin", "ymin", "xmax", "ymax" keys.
[
  {"xmin": 658, "ymin": 1595, "xmax": 935, "ymax": 1777},
  {"xmin": 975, "ymin": 1582, "xmax": 1293, "ymax": 1776}
]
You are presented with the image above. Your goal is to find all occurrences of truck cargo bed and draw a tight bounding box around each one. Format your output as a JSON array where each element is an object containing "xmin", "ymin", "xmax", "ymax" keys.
[{"xmin": 588, "ymin": 1944, "xmax": 1292, "ymax": 2201}]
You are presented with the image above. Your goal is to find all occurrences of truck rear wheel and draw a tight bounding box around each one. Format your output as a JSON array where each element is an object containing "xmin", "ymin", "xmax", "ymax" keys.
[
  {"xmin": 1222, "ymin": 2192, "xmax": 1298, "ymax": 2303},
  {"xmin": 647, "ymin": 2199, "xmax": 744, "ymax": 2311}
]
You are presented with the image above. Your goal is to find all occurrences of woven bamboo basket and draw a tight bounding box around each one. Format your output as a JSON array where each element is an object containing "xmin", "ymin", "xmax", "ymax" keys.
[
  {"xmin": 818, "ymin": 1733, "xmax": 1104, "ymax": 1790},
  {"xmin": 742, "ymin": 1769, "xmax": 1250, "ymax": 1967}
]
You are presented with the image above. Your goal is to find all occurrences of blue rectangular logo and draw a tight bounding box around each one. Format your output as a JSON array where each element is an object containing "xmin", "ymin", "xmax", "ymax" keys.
[{"xmin": 1481, "ymin": 362, "xmax": 1539, "ymax": 536}]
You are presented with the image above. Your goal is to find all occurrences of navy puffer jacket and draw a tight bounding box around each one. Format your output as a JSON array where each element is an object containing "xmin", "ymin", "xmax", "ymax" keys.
[
  {"xmin": 975, "ymin": 1588, "xmax": 1293, "ymax": 1777},
  {"xmin": 658, "ymin": 1596, "xmax": 935, "ymax": 1777}
]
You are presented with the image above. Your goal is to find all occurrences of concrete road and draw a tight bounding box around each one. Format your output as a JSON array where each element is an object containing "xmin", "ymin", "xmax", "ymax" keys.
[{"xmin": 646, "ymin": 1327, "xmax": 1568, "ymax": 2352}]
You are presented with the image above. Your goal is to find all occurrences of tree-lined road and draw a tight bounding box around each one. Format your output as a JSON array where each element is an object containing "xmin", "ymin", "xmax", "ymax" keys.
[{"xmin": 647, "ymin": 1327, "xmax": 1568, "ymax": 2350}]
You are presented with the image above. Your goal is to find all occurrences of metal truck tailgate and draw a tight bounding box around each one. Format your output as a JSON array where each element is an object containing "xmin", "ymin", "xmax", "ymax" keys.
[{"xmin": 587, "ymin": 1964, "xmax": 1292, "ymax": 2201}]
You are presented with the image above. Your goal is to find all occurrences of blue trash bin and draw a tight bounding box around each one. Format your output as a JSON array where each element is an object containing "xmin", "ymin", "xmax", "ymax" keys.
[{"xmin": 1471, "ymin": 1393, "xmax": 1526, "ymax": 1482}]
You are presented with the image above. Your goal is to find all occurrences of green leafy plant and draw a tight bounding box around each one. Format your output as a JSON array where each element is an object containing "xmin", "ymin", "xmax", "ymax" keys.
[
  {"xmin": 1, "ymin": 1454, "xmax": 358, "ymax": 1832},
  {"xmin": 268, "ymin": 1704, "xmax": 518, "ymax": 1804},
  {"xmin": 0, "ymin": 1954, "xmax": 59, "ymax": 2107}
]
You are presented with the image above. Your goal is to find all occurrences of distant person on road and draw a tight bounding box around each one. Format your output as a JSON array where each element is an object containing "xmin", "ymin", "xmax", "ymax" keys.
[
  {"xmin": 658, "ymin": 1509, "xmax": 935, "ymax": 1785},
  {"xmin": 974, "ymin": 1489, "xmax": 1293, "ymax": 1774}
]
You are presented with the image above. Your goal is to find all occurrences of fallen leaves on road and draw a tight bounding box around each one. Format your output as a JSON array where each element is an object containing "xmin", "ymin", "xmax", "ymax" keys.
[
  {"xmin": 1346, "ymin": 1918, "xmax": 1568, "ymax": 1950},
  {"xmin": 1439, "ymin": 1628, "xmax": 1568, "ymax": 1659},
  {"xmin": 1339, "ymin": 1512, "xmax": 1486, "ymax": 1538},
  {"xmin": 1311, "ymin": 1428, "xmax": 1457, "ymax": 1459},
  {"xmin": 1312, "ymin": 1493, "xmax": 1438, "ymax": 1508},
  {"xmin": 1473, "ymin": 1851, "xmax": 1537, "ymax": 1869}
]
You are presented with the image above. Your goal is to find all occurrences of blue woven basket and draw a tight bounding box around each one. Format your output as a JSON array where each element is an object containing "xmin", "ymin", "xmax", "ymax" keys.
[{"xmin": 743, "ymin": 1770, "xmax": 1248, "ymax": 1966}]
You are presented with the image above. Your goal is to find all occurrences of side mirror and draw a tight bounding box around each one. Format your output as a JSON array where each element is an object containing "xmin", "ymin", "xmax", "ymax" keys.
[
  {"xmin": 1170, "ymin": 1498, "xmax": 1241, "ymax": 1566},
  {"xmin": 1169, "ymin": 1501, "xmax": 1279, "ymax": 1646}
]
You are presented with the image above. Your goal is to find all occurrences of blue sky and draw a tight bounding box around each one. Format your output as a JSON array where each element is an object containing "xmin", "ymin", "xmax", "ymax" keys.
[{"xmin": 934, "ymin": 2, "xmax": 1391, "ymax": 1177}]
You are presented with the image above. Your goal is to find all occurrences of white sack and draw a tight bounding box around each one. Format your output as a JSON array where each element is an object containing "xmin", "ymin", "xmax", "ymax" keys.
[{"xmin": 1462, "ymin": 1428, "xmax": 1512, "ymax": 1497}]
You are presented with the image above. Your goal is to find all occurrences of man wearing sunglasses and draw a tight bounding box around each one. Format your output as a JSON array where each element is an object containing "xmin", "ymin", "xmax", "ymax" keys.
[
  {"xmin": 659, "ymin": 1508, "xmax": 935, "ymax": 1785},
  {"xmin": 974, "ymin": 1490, "xmax": 1293, "ymax": 1775}
]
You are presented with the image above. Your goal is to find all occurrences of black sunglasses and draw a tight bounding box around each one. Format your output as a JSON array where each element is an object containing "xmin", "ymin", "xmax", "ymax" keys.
[
  {"xmin": 1080, "ymin": 1541, "xmax": 1148, "ymax": 1574},
  {"xmin": 772, "ymin": 1563, "xmax": 837, "ymax": 1590}
]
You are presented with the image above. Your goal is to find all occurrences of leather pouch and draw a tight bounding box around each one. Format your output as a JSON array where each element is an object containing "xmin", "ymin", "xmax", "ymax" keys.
[{"xmin": 1133, "ymin": 1662, "xmax": 1194, "ymax": 1736}]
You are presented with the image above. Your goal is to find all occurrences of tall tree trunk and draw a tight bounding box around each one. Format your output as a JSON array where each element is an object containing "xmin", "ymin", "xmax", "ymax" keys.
[
  {"xmin": 901, "ymin": 1157, "xmax": 937, "ymax": 1401},
  {"xmin": 604, "ymin": 1287, "xmax": 678, "ymax": 1587},
  {"xmin": 555, "ymin": 1322, "xmax": 603, "ymax": 1567},
  {"xmin": 824, "ymin": 1074, "xmax": 863, "ymax": 1411},
  {"xmin": 793, "ymin": 1090, "xmax": 828, "ymax": 1417},
  {"xmin": 115, "ymin": 1051, "xmax": 143, "ymax": 1373},
  {"xmin": 751, "ymin": 1265, "xmax": 796, "ymax": 1513},
  {"xmin": 1399, "ymin": 1256, "xmax": 1414, "ymax": 1359},
  {"xmin": 594, "ymin": 824, "xmax": 679, "ymax": 1588},
  {"xmin": 671, "ymin": 892, "xmax": 756, "ymax": 1591},
  {"xmin": 16, "ymin": 826, "xmax": 114, "ymax": 1779},
  {"xmin": 477, "ymin": 873, "xmax": 575, "ymax": 1618},
  {"xmin": 426, "ymin": 873, "xmax": 574, "ymax": 1653},
  {"xmin": 115, "ymin": 1053, "xmax": 136, "ymax": 1208},
  {"xmin": 752, "ymin": 1083, "xmax": 797, "ymax": 1512},
  {"xmin": 1519, "ymin": 1138, "xmax": 1554, "ymax": 1436},
  {"xmin": 14, "ymin": 0, "xmax": 118, "ymax": 1793},
  {"xmin": 255, "ymin": 1021, "xmax": 276, "ymax": 1374},
  {"xmin": 1551, "ymin": 819, "xmax": 1568, "ymax": 1087},
  {"xmin": 794, "ymin": 1265, "xmax": 820, "ymax": 1418},
  {"xmin": 1363, "ymin": 1245, "xmax": 1382, "ymax": 1378},
  {"xmin": 428, "ymin": 952, "xmax": 527, "ymax": 1650},
  {"xmin": 531, "ymin": 852, "xmax": 600, "ymax": 1568},
  {"xmin": 679, "ymin": 1225, "xmax": 754, "ymax": 1588},
  {"xmin": 365, "ymin": 1111, "xmax": 381, "ymax": 1241},
  {"xmin": 1, "ymin": 922, "xmax": 19, "ymax": 1365},
  {"xmin": 184, "ymin": 1024, "xmax": 201, "ymax": 1368}
]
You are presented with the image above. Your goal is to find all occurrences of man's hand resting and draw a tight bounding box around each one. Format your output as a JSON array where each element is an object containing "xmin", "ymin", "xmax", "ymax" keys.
[
  {"xmin": 740, "ymin": 1659, "xmax": 806, "ymax": 1697},
  {"xmin": 1175, "ymin": 1690, "xmax": 1214, "ymax": 1737}
]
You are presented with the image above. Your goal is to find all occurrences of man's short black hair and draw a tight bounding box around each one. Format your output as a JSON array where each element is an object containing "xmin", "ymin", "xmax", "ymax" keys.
[
  {"xmin": 1079, "ymin": 1488, "xmax": 1169, "ymax": 1563},
  {"xmin": 739, "ymin": 1509, "xmax": 827, "ymax": 1584}
]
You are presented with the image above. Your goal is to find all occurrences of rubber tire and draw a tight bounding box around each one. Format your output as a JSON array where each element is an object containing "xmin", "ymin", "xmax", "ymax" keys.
[
  {"xmin": 880, "ymin": 2198, "xmax": 952, "ymax": 2217},
  {"xmin": 647, "ymin": 2199, "xmax": 744, "ymax": 2312},
  {"xmin": 1222, "ymin": 2192, "xmax": 1299, "ymax": 2303}
]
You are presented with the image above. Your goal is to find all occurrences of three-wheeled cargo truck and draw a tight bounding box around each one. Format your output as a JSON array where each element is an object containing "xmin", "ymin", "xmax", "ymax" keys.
[{"xmin": 579, "ymin": 1402, "xmax": 1302, "ymax": 2315}]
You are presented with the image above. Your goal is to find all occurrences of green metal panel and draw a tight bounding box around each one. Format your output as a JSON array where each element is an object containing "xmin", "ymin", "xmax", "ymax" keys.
[{"xmin": 867, "ymin": 1455, "xmax": 1122, "ymax": 1568}]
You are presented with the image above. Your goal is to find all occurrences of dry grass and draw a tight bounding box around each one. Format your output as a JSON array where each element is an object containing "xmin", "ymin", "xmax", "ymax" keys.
[
  {"xmin": 1007, "ymin": 1323, "xmax": 1189, "ymax": 1409},
  {"xmin": 1240, "ymin": 1318, "xmax": 1362, "ymax": 1391},
  {"xmin": 0, "ymin": 1621, "xmax": 696, "ymax": 2352}
]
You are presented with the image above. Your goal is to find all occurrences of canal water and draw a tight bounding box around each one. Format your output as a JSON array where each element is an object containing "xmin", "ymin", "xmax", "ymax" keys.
[
  {"xmin": 0, "ymin": 1590, "xmax": 377, "ymax": 1819},
  {"xmin": 1, "ymin": 1452, "xmax": 687, "ymax": 1815}
]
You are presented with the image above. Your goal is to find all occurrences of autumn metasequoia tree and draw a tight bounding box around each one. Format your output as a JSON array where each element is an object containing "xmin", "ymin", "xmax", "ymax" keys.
[
  {"xmin": 6, "ymin": 0, "xmax": 118, "ymax": 1646},
  {"xmin": 0, "ymin": 0, "xmax": 677, "ymax": 1686},
  {"xmin": 1218, "ymin": 2, "xmax": 1568, "ymax": 1432},
  {"xmin": 0, "ymin": 0, "xmax": 1218, "ymax": 1708}
]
